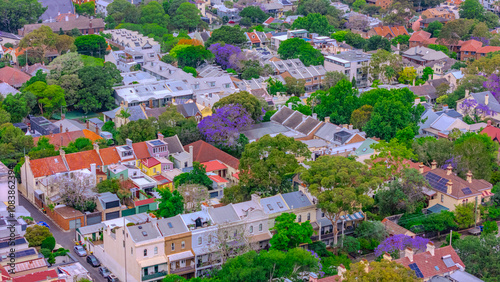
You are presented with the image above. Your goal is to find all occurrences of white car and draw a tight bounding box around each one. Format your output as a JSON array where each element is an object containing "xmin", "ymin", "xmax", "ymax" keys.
[{"xmin": 73, "ymin": 245, "xmax": 86, "ymax": 257}]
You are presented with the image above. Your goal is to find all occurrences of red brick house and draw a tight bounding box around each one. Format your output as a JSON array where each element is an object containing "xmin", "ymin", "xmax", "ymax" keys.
[{"xmin": 409, "ymin": 30, "xmax": 432, "ymax": 48}]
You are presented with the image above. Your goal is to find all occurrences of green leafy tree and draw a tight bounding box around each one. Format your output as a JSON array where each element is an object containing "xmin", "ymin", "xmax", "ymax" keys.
[
  {"xmin": 155, "ymin": 189, "xmax": 184, "ymax": 218},
  {"xmin": 118, "ymin": 119, "xmax": 156, "ymax": 143},
  {"xmin": 162, "ymin": 275, "xmax": 187, "ymax": 282},
  {"xmin": 298, "ymin": 156, "xmax": 383, "ymax": 246},
  {"xmin": 172, "ymin": 2, "xmax": 202, "ymax": 32},
  {"xmin": 398, "ymin": 67, "xmax": 417, "ymax": 85},
  {"xmin": 239, "ymin": 6, "xmax": 268, "ymax": 23},
  {"xmin": 236, "ymin": 134, "xmax": 310, "ymax": 199},
  {"xmin": 422, "ymin": 66, "xmax": 434, "ymax": 81},
  {"xmin": 285, "ymin": 96, "xmax": 312, "ymax": 116},
  {"xmin": 459, "ymin": 0, "xmax": 485, "ymax": 20},
  {"xmin": 309, "ymin": 79, "xmax": 359, "ymax": 124},
  {"xmin": 141, "ymin": 1, "xmax": 170, "ymax": 28},
  {"xmin": 96, "ymin": 178, "xmax": 121, "ymax": 193},
  {"xmin": 266, "ymin": 77, "xmax": 287, "ymax": 95},
  {"xmin": 2, "ymin": 93, "xmax": 29, "ymax": 122},
  {"xmin": 340, "ymin": 236, "xmax": 361, "ymax": 254},
  {"xmin": 0, "ymin": 0, "xmax": 47, "ymax": 33},
  {"xmin": 270, "ymin": 212, "xmax": 313, "ymax": 251},
  {"xmin": 213, "ymin": 91, "xmax": 265, "ymax": 122},
  {"xmin": 63, "ymin": 137, "xmax": 93, "ymax": 153},
  {"xmin": 157, "ymin": 105, "xmax": 201, "ymax": 145},
  {"xmin": 40, "ymin": 236, "xmax": 56, "ymax": 251},
  {"xmin": 354, "ymin": 221, "xmax": 388, "ymax": 242},
  {"xmin": 454, "ymin": 203, "xmax": 475, "ymax": 229},
  {"xmin": 284, "ymin": 76, "xmax": 306, "ymax": 97},
  {"xmin": 343, "ymin": 260, "xmax": 420, "ymax": 281},
  {"xmin": 350, "ymin": 105, "xmax": 373, "ymax": 130},
  {"xmin": 74, "ymin": 35, "xmax": 108, "ymax": 58},
  {"xmin": 207, "ymin": 25, "xmax": 248, "ymax": 46},
  {"xmin": 183, "ymin": 66, "xmax": 197, "ymax": 77},
  {"xmin": 438, "ymin": 19, "xmax": 475, "ymax": 44},
  {"xmin": 453, "ymin": 132, "xmax": 499, "ymax": 181},
  {"xmin": 173, "ymin": 162, "xmax": 213, "ymax": 188},
  {"xmin": 425, "ymin": 21, "xmax": 443, "ymax": 37},
  {"xmin": 453, "ymin": 235, "xmax": 500, "ymax": 280},
  {"xmin": 75, "ymin": 1, "xmax": 95, "ymax": 16},
  {"xmin": 323, "ymin": 71, "xmax": 348, "ymax": 89},
  {"xmin": 23, "ymin": 81, "xmax": 66, "ymax": 117},
  {"xmin": 365, "ymin": 35, "xmax": 391, "ymax": 51},
  {"xmin": 176, "ymin": 45, "xmax": 213, "ymax": 68},
  {"xmin": 278, "ymin": 38, "xmax": 324, "ymax": 66},
  {"xmin": 28, "ymin": 137, "xmax": 58, "ymax": 160},
  {"xmin": 412, "ymin": 137, "xmax": 454, "ymax": 167},
  {"xmin": 291, "ymin": 13, "xmax": 331, "ymax": 36},
  {"xmin": 25, "ymin": 225, "xmax": 52, "ymax": 247},
  {"xmin": 482, "ymin": 220, "xmax": 498, "ymax": 235},
  {"xmin": 427, "ymin": 44, "xmax": 449, "ymax": 56},
  {"xmin": 391, "ymin": 34, "xmax": 410, "ymax": 47},
  {"xmin": 352, "ymin": 0, "xmax": 366, "ymax": 11}
]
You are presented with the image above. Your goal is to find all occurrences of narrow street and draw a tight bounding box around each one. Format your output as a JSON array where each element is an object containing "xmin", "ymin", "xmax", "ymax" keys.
[{"xmin": 19, "ymin": 195, "xmax": 106, "ymax": 282}]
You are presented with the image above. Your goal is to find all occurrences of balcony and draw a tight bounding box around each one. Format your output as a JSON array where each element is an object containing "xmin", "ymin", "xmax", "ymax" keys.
[
  {"xmin": 142, "ymin": 271, "xmax": 167, "ymax": 281},
  {"xmin": 170, "ymin": 265, "xmax": 195, "ymax": 274}
]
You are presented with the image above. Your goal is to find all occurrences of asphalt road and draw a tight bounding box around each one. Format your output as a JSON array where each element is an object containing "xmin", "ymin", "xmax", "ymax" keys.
[{"xmin": 19, "ymin": 195, "xmax": 107, "ymax": 282}]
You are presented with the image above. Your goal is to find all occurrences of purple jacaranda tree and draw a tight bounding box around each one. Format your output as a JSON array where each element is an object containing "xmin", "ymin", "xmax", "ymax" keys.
[
  {"xmin": 460, "ymin": 98, "xmax": 494, "ymax": 122},
  {"xmin": 198, "ymin": 104, "xmax": 253, "ymax": 147},
  {"xmin": 208, "ymin": 43, "xmax": 244, "ymax": 70},
  {"xmin": 484, "ymin": 74, "xmax": 500, "ymax": 100},
  {"xmin": 470, "ymin": 36, "xmax": 490, "ymax": 46},
  {"xmin": 374, "ymin": 235, "xmax": 430, "ymax": 257}
]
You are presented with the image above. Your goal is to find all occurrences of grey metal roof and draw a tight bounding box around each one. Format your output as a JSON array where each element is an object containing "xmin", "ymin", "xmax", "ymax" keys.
[
  {"xmin": 271, "ymin": 107, "xmax": 294, "ymax": 124},
  {"xmin": 282, "ymin": 111, "xmax": 304, "ymax": 129},
  {"xmin": 164, "ymin": 135, "xmax": 184, "ymax": 154},
  {"xmin": 470, "ymin": 91, "xmax": 500, "ymax": 113},
  {"xmin": 128, "ymin": 222, "xmax": 161, "ymax": 242},
  {"xmin": 295, "ymin": 117, "xmax": 321, "ymax": 135},
  {"xmin": 208, "ymin": 204, "xmax": 240, "ymax": 224},
  {"xmin": 281, "ymin": 191, "xmax": 313, "ymax": 210},
  {"xmin": 98, "ymin": 192, "xmax": 120, "ymax": 204},
  {"xmin": 240, "ymin": 122, "xmax": 290, "ymax": 140},
  {"xmin": 157, "ymin": 215, "xmax": 188, "ymax": 236},
  {"xmin": 128, "ymin": 105, "xmax": 148, "ymax": 122},
  {"xmin": 77, "ymin": 223, "xmax": 105, "ymax": 235},
  {"xmin": 176, "ymin": 103, "xmax": 200, "ymax": 118},
  {"xmin": 449, "ymin": 270, "xmax": 484, "ymax": 282},
  {"xmin": 260, "ymin": 195, "xmax": 289, "ymax": 214},
  {"xmin": 326, "ymin": 50, "xmax": 371, "ymax": 62}
]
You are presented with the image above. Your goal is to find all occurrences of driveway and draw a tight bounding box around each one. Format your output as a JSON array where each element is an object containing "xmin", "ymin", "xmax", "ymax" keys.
[{"xmin": 20, "ymin": 195, "xmax": 107, "ymax": 282}]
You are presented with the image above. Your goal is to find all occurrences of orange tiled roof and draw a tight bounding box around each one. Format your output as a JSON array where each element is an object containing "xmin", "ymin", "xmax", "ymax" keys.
[
  {"xmin": 141, "ymin": 157, "xmax": 160, "ymax": 168},
  {"xmin": 481, "ymin": 124, "xmax": 500, "ymax": 145},
  {"xmin": 247, "ymin": 32, "xmax": 261, "ymax": 44},
  {"xmin": 201, "ymin": 160, "xmax": 228, "ymax": 172},
  {"xmin": 409, "ymin": 30, "xmax": 431, "ymax": 43},
  {"xmin": 184, "ymin": 140, "xmax": 239, "ymax": 170},
  {"xmin": 65, "ymin": 150, "xmax": 103, "ymax": 171},
  {"xmin": 132, "ymin": 142, "xmax": 151, "ymax": 160},
  {"xmin": 30, "ymin": 156, "xmax": 68, "ymax": 178},
  {"xmin": 97, "ymin": 146, "xmax": 122, "ymax": 166},
  {"xmin": 373, "ymin": 26, "xmax": 407, "ymax": 38},
  {"xmin": 209, "ymin": 174, "xmax": 228, "ymax": 183},
  {"xmin": 460, "ymin": 39, "xmax": 482, "ymax": 52},
  {"xmin": 0, "ymin": 67, "xmax": 31, "ymax": 87},
  {"xmin": 346, "ymin": 133, "xmax": 366, "ymax": 144},
  {"xmin": 33, "ymin": 129, "xmax": 102, "ymax": 149},
  {"xmin": 477, "ymin": 46, "xmax": 500, "ymax": 54}
]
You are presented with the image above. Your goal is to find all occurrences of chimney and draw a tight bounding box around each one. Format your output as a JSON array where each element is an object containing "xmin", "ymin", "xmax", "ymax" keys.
[
  {"xmin": 59, "ymin": 147, "xmax": 65, "ymax": 158},
  {"xmin": 431, "ymin": 160, "xmax": 437, "ymax": 170},
  {"xmin": 337, "ymin": 264, "xmax": 347, "ymax": 278},
  {"xmin": 485, "ymin": 93, "xmax": 489, "ymax": 105},
  {"xmin": 426, "ymin": 242, "xmax": 435, "ymax": 256},
  {"xmin": 361, "ymin": 259, "xmax": 369, "ymax": 273},
  {"xmin": 447, "ymin": 180, "xmax": 453, "ymax": 194},
  {"xmin": 59, "ymin": 124, "xmax": 63, "ymax": 133},
  {"xmin": 465, "ymin": 89, "xmax": 470, "ymax": 98},
  {"xmin": 488, "ymin": 120, "xmax": 492, "ymax": 126},
  {"xmin": 443, "ymin": 104, "xmax": 448, "ymax": 111},
  {"xmin": 397, "ymin": 43, "xmax": 400, "ymax": 50},
  {"xmin": 158, "ymin": 132, "xmax": 164, "ymax": 141},
  {"xmin": 466, "ymin": 170, "xmax": 473, "ymax": 183},
  {"xmin": 126, "ymin": 138, "xmax": 133, "ymax": 148},
  {"xmin": 349, "ymin": 124, "xmax": 353, "ymax": 130},
  {"xmin": 251, "ymin": 194, "xmax": 261, "ymax": 204},
  {"xmin": 383, "ymin": 252, "xmax": 392, "ymax": 261},
  {"xmin": 65, "ymin": 15, "xmax": 68, "ymax": 22},
  {"xmin": 405, "ymin": 247, "xmax": 414, "ymax": 262},
  {"xmin": 446, "ymin": 164, "xmax": 452, "ymax": 175},
  {"xmin": 312, "ymin": 113, "xmax": 317, "ymax": 120},
  {"xmin": 93, "ymin": 142, "xmax": 99, "ymax": 153},
  {"xmin": 89, "ymin": 19, "xmax": 92, "ymax": 29},
  {"xmin": 309, "ymin": 273, "xmax": 318, "ymax": 282},
  {"xmin": 414, "ymin": 98, "xmax": 420, "ymax": 105},
  {"xmin": 419, "ymin": 163, "xmax": 424, "ymax": 174},
  {"xmin": 66, "ymin": 127, "xmax": 69, "ymax": 133},
  {"xmin": 324, "ymin": 116, "xmax": 330, "ymax": 123}
]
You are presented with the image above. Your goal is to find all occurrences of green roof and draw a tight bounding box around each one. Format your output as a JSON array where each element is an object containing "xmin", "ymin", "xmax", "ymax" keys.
[
  {"xmin": 353, "ymin": 138, "xmax": 378, "ymax": 156},
  {"xmin": 427, "ymin": 203, "xmax": 449, "ymax": 214}
]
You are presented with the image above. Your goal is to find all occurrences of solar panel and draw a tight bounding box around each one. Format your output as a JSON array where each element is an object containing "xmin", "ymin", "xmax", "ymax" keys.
[
  {"xmin": 443, "ymin": 256, "xmax": 455, "ymax": 268},
  {"xmin": 167, "ymin": 222, "xmax": 173, "ymax": 228},
  {"xmin": 462, "ymin": 188, "xmax": 472, "ymax": 195},
  {"xmin": 150, "ymin": 140, "xmax": 164, "ymax": 146},
  {"xmin": 409, "ymin": 263, "xmax": 424, "ymax": 278}
]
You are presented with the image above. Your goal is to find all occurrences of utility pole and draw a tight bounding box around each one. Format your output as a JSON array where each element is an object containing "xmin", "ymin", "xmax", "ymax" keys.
[
  {"xmin": 449, "ymin": 229, "xmax": 452, "ymax": 246},
  {"xmin": 474, "ymin": 196, "xmax": 478, "ymax": 228}
]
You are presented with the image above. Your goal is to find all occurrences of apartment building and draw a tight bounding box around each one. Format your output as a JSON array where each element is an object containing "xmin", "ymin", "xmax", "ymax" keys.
[
  {"xmin": 267, "ymin": 58, "xmax": 326, "ymax": 92},
  {"xmin": 324, "ymin": 51, "xmax": 371, "ymax": 88}
]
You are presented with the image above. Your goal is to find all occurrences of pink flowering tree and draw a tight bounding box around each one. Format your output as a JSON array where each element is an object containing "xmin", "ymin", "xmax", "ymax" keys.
[
  {"xmin": 198, "ymin": 104, "xmax": 253, "ymax": 148},
  {"xmin": 208, "ymin": 43, "xmax": 244, "ymax": 70},
  {"xmin": 374, "ymin": 235, "xmax": 430, "ymax": 258}
]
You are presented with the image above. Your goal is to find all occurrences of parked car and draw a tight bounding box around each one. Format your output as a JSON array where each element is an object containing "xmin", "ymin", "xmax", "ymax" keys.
[
  {"xmin": 99, "ymin": 266, "xmax": 111, "ymax": 278},
  {"xmin": 108, "ymin": 274, "xmax": 119, "ymax": 282},
  {"xmin": 86, "ymin": 255, "xmax": 101, "ymax": 267},
  {"xmin": 73, "ymin": 245, "xmax": 86, "ymax": 257}
]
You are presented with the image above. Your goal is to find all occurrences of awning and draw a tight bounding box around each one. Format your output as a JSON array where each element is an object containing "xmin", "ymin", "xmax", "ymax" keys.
[
  {"xmin": 249, "ymin": 231, "xmax": 272, "ymax": 243},
  {"xmin": 427, "ymin": 203, "xmax": 449, "ymax": 214},
  {"xmin": 482, "ymin": 190, "xmax": 494, "ymax": 197},
  {"xmin": 316, "ymin": 212, "xmax": 365, "ymax": 227},
  {"xmin": 167, "ymin": 251, "xmax": 194, "ymax": 262},
  {"xmin": 138, "ymin": 255, "xmax": 167, "ymax": 268},
  {"xmin": 422, "ymin": 187, "xmax": 437, "ymax": 197}
]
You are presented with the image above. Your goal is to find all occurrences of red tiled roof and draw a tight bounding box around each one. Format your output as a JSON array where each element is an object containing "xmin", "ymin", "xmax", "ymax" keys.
[
  {"xmin": 141, "ymin": 157, "xmax": 160, "ymax": 168},
  {"xmin": 55, "ymin": 13, "xmax": 76, "ymax": 22},
  {"xmin": 14, "ymin": 269, "xmax": 57, "ymax": 282},
  {"xmin": 481, "ymin": 124, "xmax": 500, "ymax": 145},
  {"xmin": 423, "ymin": 37, "xmax": 437, "ymax": 45},
  {"xmin": 14, "ymin": 258, "xmax": 47, "ymax": 273},
  {"xmin": 0, "ymin": 265, "xmax": 11, "ymax": 281},
  {"xmin": 153, "ymin": 174, "xmax": 171, "ymax": 183},
  {"xmin": 391, "ymin": 26, "xmax": 409, "ymax": 37},
  {"xmin": 65, "ymin": 150, "xmax": 103, "ymax": 171},
  {"xmin": 373, "ymin": 26, "xmax": 408, "ymax": 38},
  {"xmin": 209, "ymin": 174, "xmax": 228, "ymax": 183},
  {"xmin": 134, "ymin": 197, "xmax": 156, "ymax": 207},
  {"xmin": 264, "ymin": 17, "xmax": 275, "ymax": 24},
  {"xmin": 30, "ymin": 156, "xmax": 68, "ymax": 178},
  {"xmin": 232, "ymin": 172, "xmax": 239, "ymax": 180},
  {"xmin": 132, "ymin": 142, "xmax": 151, "ymax": 160},
  {"xmin": 409, "ymin": 30, "xmax": 431, "ymax": 43},
  {"xmin": 0, "ymin": 67, "xmax": 31, "ymax": 87},
  {"xmin": 201, "ymin": 160, "xmax": 228, "ymax": 172},
  {"xmin": 98, "ymin": 146, "xmax": 122, "ymax": 166},
  {"xmin": 318, "ymin": 275, "xmax": 341, "ymax": 282},
  {"xmin": 184, "ymin": 140, "xmax": 239, "ymax": 170},
  {"xmin": 460, "ymin": 39, "xmax": 482, "ymax": 52},
  {"xmin": 247, "ymin": 32, "xmax": 261, "ymax": 44},
  {"xmin": 33, "ymin": 129, "xmax": 102, "ymax": 149},
  {"xmin": 477, "ymin": 46, "xmax": 500, "ymax": 54},
  {"xmin": 395, "ymin": 245, "xmax": 465, "ymax": 279}
]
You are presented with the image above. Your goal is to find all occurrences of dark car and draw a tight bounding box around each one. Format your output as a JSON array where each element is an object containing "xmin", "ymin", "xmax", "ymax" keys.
[
  {"xmin": 108, "ymin": 274, "xmax": 119, "ymax": 282},
  {"xmin": 99, "ymin": 266, "xmax": 111, "ymax": 278},
  {"xmin": 86, "ymin": 255, "xmax": 101, "ymax": 267}
]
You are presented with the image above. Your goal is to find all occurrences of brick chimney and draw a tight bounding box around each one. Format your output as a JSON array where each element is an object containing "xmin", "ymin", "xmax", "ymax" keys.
[
  {"xmin": 488, "ymin": 120, "xmax": 492, "ymax": 126},
  {"xmin": 446, "ymin": 164, "xmax": 453, "ymax": 175},
  {"xmin": 86, "ymin": 119, "xmax": 90, "ymax": 129},
  {"xmin": 466, "ymin": 170, "xmax": 473, "ymax": 183},
  {"xmin": 431, "ymin": 160, "xmax": 437, "ymax": 170},
  {"xmin": 338, "ymin": 264, "xmax": 347, "ymax": 278},
  {"xmin": 485, "ymin": 93, "xmax": 489, "ymax": 105},
  {"xmin": 447, "ymin": 180, "xmax": 453, "ymax": 194},
  {"xmin": 426, "ymin": 242, "xmax": 435, "ymax": 256},
  {"xmin": 158, "ymin": 132, "xmax": 164, "ymax": 141},
  {"xmin": 59, "ymin": 124, "xmax": 63, "ymax": 133},
  {"xmin": 405, "ymin": 247, "xmax": 414, "ymax": 262},
  {"xmin": 93, "ymin": 142, "xmax": 99, "ymax": 153},
  {"xmin": 324, "ymin": 116, "xmax": 330, "ymax": 123},
  {"xmin": 419, "ymin": 163, "xmax": 424, "ymax": 174},
  {"xmin": 309, "ymin": 273, "xmax": 318, "ymax": 282},
  {"xmin": 383, "ymin": 252, "xmax": 392, "ymax": 261}
]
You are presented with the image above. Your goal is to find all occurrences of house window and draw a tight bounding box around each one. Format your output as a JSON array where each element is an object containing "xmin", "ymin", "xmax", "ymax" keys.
[
  {"xmin": 153, "ymin": 168, "xmax": 156, "ymax": 173},
  {"xmin": 144, "ymin": 249, "xmax": 147, "ymax": 256},
  {"xmin": 441, "ymin": 195, "xmax": 444, "ymax": 203},
  {"xmin": 298, "ymin": 215, "xmax": 302, "ymax": 222},
  {"xmin": 181, "ymin": 241, "xmax": 185, "ymax": 249},
  {"xmin": 198, "ymin": 237, "xmax": 202, "ymax": 245},
  {"xmin": 307, "ymin": 213, "xmax": 311, "ymax": 221},
  {"xmin": 224, "ymin": 83, "xmax": 230, "ymax": 88},
  {"xmin": 171, "ymin": 243, "xmax": 175, "ymax": 251},
  {"xmin": 249, "ymin": 226, "xmax": 253, "ymax": 233},
  {"xmin": 131, "ymin": 248, "xmax": 133, "ymax": 254},
  {"xmin": 321, "ymin": 212, "xmax": 325, "ymax": 218},
  {"xmin": 154, "ymin": 247, "xmax": 158, "ymax": 254},
  {"xmin": 184, "ymin": 162, "xmax": 188, "ymax": 168},
  {"xmin": 259, "ymin": 224, "xmax": 262, "ymax": 231}
]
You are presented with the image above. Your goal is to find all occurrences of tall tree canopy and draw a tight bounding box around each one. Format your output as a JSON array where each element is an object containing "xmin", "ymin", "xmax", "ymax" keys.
[
  {"xmin": 270, "ymin": 213, "xmax": 314, "ymax": 251},
  {"xmin": 212, "ymin": 91, "xmax": 265, "ymax": 122},
  {"xmin": 0, "ymin": 0, "xmax": 47, "ymax": 33},
  {"xmin": 309, "ymin": 79, "xmax": 359, "ymax": 124},
  {"xmin": 278, "ymin": 38, "xmax": 324, "ymax": 66}
]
